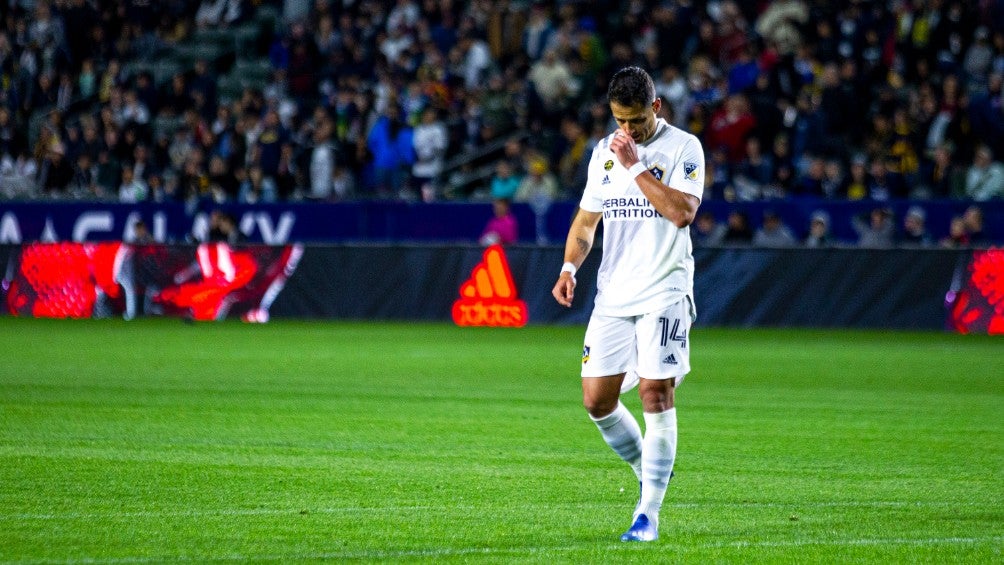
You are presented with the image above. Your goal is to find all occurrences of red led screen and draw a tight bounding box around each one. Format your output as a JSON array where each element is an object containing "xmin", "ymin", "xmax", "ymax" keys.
[
  {"xmin": 947, "ymin": 248, "xmax": 1004, "ymax": 335},
  {"xmin": 4, "ymin": 242, "xmax": 302, "ymax": 322}
]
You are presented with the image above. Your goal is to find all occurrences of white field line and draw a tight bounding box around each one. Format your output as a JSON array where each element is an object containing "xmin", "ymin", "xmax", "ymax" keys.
[
  {"xmin": 0, "ymin": 499, "xmax": 991, "ymax": 522},
  {"xmin": 2, "ymin": 536, "xmax": 1002, "ymax": 565}
]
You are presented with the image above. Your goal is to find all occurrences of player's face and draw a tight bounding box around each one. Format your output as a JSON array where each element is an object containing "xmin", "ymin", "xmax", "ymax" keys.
[{"xmin": 610, "ymin": 99, "xmax": 660, "ymax": 143}]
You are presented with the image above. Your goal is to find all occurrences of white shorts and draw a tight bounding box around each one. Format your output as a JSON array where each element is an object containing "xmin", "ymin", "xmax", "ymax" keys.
[{"xmin": 581, "ymin": 297, "xmax": 693, "ymax": 392}]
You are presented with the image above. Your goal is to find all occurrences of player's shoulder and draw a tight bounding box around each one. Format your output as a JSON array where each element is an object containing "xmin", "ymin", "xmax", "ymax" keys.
[
  {"xmin": 653, "ymin": 119, "xmax": 702, "ymax": 149},
  {"xmin": 591, "ymin": 131, "xmax": 618, "ymax": 155}
]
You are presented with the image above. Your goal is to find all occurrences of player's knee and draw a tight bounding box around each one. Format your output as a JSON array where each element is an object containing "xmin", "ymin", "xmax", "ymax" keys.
[
  {"xmin": 582, "ymin": 393, "xmax": 618, "ymax": 418},
  {"xmin": 638, "ymin": 379, "xmax": 676, "ymax": 412}
]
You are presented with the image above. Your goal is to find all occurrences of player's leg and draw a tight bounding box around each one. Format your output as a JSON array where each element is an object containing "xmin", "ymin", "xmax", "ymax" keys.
[
  {"xmin": 581, "ymin": 315, "xmax": 643, "ymax": 480},
  {"xmin": 621, "ymin": 299, "xmax": 692, "ymax": 542}
]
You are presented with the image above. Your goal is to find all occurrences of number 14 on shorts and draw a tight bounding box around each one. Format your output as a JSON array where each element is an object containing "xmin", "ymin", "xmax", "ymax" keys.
[{"xmin": 658, "ymin": 317, "xmax": 687, "ymax": 348}]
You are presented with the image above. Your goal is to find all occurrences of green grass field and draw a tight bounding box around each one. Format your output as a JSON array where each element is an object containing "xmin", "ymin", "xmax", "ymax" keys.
[{"xmin": 0, "ymin": 318, "xmax": 1001, "ymax": 563}]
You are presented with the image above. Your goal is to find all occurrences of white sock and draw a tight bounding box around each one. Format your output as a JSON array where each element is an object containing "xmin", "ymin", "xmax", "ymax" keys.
[
  {"xmin": 637, "ymin": 408, "xmax": 678, "ymax": 526},
  {"xmin": 590, "ymin": 402, "xmax": 643, "ymax": 480}
]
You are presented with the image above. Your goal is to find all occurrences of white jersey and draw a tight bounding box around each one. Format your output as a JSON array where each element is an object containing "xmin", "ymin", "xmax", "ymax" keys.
[{"xmin": 579, "ymin": 118, "xmax": 705, "ymax": 317}]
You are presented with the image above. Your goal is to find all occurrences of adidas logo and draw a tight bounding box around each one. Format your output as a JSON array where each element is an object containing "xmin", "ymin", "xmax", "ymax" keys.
[
  {"xmin": 452, "ymin": 244, "xmax": 528, "ymax": 327},
  {"xmin": 662, "ymin": 354, "xmax": 678, "ymax": 365},
  {"xmin": 601, "ymin": 175, "xmax": 611, "ymax": 185}
]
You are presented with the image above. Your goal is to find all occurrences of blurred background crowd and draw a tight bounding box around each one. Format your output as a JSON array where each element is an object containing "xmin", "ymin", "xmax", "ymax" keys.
[{"xmin": 0, "ymin": 0, "xmax": 1001, "ymax": 246}]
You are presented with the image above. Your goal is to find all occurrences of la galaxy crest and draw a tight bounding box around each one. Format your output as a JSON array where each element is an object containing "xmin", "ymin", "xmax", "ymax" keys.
[
  {"xmin": 648, "ymin": 164, "xmax": 666, "ymax": 181},
  {"xmin": 603, "ymin": 160, "xmax": 614, "ymax": 171}
]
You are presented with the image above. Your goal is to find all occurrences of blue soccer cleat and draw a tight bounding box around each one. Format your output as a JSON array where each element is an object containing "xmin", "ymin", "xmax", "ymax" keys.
[{"xmin": 620, "ymin": 513, "xmax": 658, "ymax": 542}]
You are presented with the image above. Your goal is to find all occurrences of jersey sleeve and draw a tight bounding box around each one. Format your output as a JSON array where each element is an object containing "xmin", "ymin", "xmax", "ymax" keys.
[
  {"xmin": 578, "ymin": 141, "xmax": 607, "ymax": 213},
  {"xmin": 666, "ymin": 136, "xmax": 705, "ymax": 201}
]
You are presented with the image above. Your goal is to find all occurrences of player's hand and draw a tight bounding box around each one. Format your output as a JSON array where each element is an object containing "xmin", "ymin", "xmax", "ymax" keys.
[
  {"xmin": 609, "ymin": 126, "xmax": 641, "ymax": 169},
  {"xmin": 552, "ymin": 273, "xmax": 576, "ymax": 307}
]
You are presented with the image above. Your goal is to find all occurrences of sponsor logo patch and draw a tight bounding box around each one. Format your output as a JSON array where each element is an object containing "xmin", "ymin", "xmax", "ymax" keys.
[{"xmin": 684, "ymin": 161, "xmax": 699, "ymax": 181}]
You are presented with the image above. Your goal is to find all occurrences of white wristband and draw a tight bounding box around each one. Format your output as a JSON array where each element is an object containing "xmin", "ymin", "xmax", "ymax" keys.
[
  {"xmin": 627, "ymin": 161, "xmax": 648, "ymax": 178},
  {"xmin": 560, "ymin": 262, "xmax": 577, "ymax": 277}
]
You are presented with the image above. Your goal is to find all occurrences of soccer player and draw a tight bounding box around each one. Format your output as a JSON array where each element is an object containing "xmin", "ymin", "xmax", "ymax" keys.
[{"xmin": 552, "ymin": 66, "xmax": 705, "ymax": 542}]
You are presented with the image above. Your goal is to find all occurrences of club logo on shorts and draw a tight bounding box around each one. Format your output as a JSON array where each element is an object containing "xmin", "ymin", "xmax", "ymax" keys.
[
  {"xmin": 649, "ymin": 165, "xmax": 666, "ymax": 181},
  {"xmin": 604, "ymin": 160, "xmax": 614, "ymax": 171},
  {"xmin": 582, "ymin": 345, "xmax": 590, "ymax": 364},
  {"xmin": 684, "ymin": 161, "xmax": 699, "ymax": 181}
]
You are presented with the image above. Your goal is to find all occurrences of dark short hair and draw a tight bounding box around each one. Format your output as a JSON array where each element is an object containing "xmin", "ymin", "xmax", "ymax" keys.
[{"xmin": 608, "ymin": 66, "xmax": 656, "ymax": 107}]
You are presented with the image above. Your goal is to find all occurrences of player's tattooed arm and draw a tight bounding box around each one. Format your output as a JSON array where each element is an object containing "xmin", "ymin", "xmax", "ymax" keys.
[{"xmin": 554, "ymin": 209, "xmax": 600, "ymax": 307}]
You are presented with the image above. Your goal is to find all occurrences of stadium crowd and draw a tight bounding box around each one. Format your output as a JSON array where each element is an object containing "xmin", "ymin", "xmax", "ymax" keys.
[{"xmin": 0, "ymin": 0, "xmax": 1001, "ymax": 245}]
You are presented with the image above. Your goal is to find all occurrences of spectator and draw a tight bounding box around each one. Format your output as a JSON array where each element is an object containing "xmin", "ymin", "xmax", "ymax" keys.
[
  {"xmin": 557, "ymin": 116, "xmax": 589, "ymax": 189},
  {"xmin": 489, "ymin": 160, "xmax": 519, "ymax": 201},
  {"xmin": 820, "ymin": 158, "xmax": 845, "ymax": 199},
  {"xmin": 919, "ymin": 142, "xmax": 963, "ymax": 198},
  {"xmin": 962, "ymin": 205, "xmax": 988, "ymax": 247},
  {"xmin": 655, "ymin": 65, "xmax": 690, "ymax": 129},
  {"xmin": 900, "ymin": 206, "xmax": 933, "ymax": 247},
  {"xmin": 411, "ymin": 107, "xmax": 448, "ymax": 199},
  {"xmin": 804, "ymin": 210, "xmax": 832, "ymax": 247},
  {"xmin": 939, "ymin": 216, "xmax": 971, "ymax": 248},
  {"xmin": 963, "ymin": 27, "xmax": 994, "ymax": 92},
  {"xmin": 457, "ymin": 32, "xmax": 494, "ymax": 90},
  {"xmin": 118, "ymin": 165, "xmax": 148, "ymax": 203},
  {"xmin": 120, "ymin": 89, "xmax": 150, "ymax": 129},
  {"xmin": 793, "ymin": 155, "xmax": 827, "ymax": 198},
  {"xmin": 867, "ymin": 157, "xmax": 909, "ymax": 201},
  {"xmin": 766, "ymin": 134, "xmax": 795, "ymax": 198},
  {"xmin": 0, "ymin": 107, "xmax": 26, "ymax": 161},
  {"xmin": 706, "ymin": 93, "xmax": 756, "ymax": 163},
  {"xmin": 515, "ymin": 158, "xmax": 559, "ymax": 204},
  {"xmin": 843, "ymin": 154, "xmax": 870, "ymax": 199},
  {"xmin": 76, "ymin": 58, "xmax": 97, "ymax": 100},
  {"xmin": 207, "ymin": 210, "xmax": 245, "ymax": 244},
  {"xmin": 692, "ymin": 211, "xmax": 727, "ymax": 247},
  {"xmin": 733, "ymin": 136, "xmax": 774, "ymax": 201},
  {"xmin": 514, "ymin": 158, "xmax": 559, "ymax": 244},
  {"xmin": 705, "ymin": 146, "xmax": 733, "ymax": 201},
  {"xmin": 854, "ymin": 207, "xmax": 895, "ymax": 248},
  {"xmin": 238, "ymin": 165, "xmax": 277, "ymax": 204},
  {"xmin": 0, "ymin": 149, "xmax": 38, "ymax": 200},
  {"xmin": 39, "ymin": 140, "xmax": 74, "ymax": 197},
  {"xmin": 188, "ymin": 60, "xmax": 218, "ymax": 118},
  {"xmin": 253, "ymin": 108, "xmax": 290, "ymax": 182},
  {"xmin": 206, "ymin": 154, "xmax": 236, "ymax": 201},
  {"xmin": 129, "ymin": 219, "xmax": 155, "ymax": 244},
  {"xmin": 722, "ymin": 210, "xmax": 753, "ymax": 245},
  {"xmin": 160, "ymin": 73, "xmax": 190, "ymax": 117},
  {"xmin": 366, "ymin": 108, "xmax": 415, "ymax": 198},
  {"xmin": 331, "ymin": 164, "xmax": 356, "ymax": 202},
  {"xmin": 522, "ymin": 3, "xmax": 554, "ymax": 61},
  {"xmin": 528, "ymin": 48, "xmax": 576, "ymax": 125},
  {"xmin": 195, "ymin": 0, "xmax": 243, "ymax": 29},
  {"xmin": 965, "ymin": 144, "xmax": 1004, "ymax": 201},
  {"xmin": 307, "ymin": 118, "xmax": 336, "ymax": 201},
  {"xmin": 479, "ymin": 198, "xmax": 518, "ymax": 246},
  {"xmin": 753, "ymin": 209, "xmax": 798, "ymax": 247}
]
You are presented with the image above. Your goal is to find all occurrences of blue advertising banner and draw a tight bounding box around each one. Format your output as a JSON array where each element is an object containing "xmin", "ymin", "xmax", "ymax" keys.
[
  {"xmin": 0, "ymin": 199, "xmax": 1001, "ymax": 245},
  {"xmin": 0, "ymin": 201, "xmax": 547, "ymax": 244}
]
